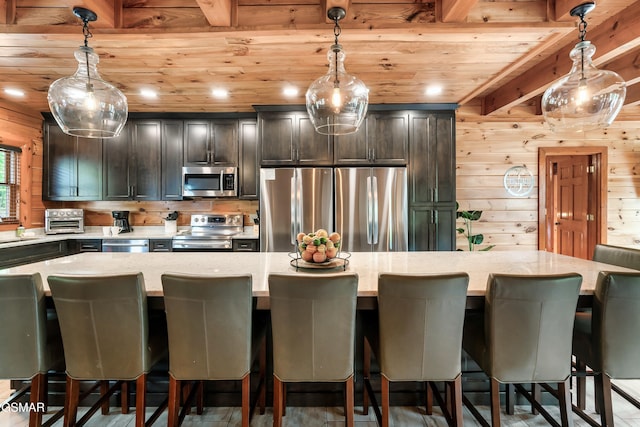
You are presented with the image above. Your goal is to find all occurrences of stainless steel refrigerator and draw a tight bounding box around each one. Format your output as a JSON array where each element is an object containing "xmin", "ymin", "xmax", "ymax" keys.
[
  {"xmin": 335, "ymin": 167, "xmax": 408, "ymax": 252},
  {"xmin": 260, "ymin": 168, "xmax": 334, "ymax": 252}
]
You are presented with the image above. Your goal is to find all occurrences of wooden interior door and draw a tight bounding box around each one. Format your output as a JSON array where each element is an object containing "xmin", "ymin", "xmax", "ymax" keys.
[
  {"xmin": 540, "ymin": 147, "xmax": 607, "ymax": 260},
  {"xmin": 551, "ymin": 156, "xmax": 590, "ymax": 258}
]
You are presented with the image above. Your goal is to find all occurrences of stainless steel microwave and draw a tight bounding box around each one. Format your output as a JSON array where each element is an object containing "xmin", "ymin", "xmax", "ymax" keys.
[{"xmin": 182, "ymin": 166, "xmax": 238, "ymax": 197}]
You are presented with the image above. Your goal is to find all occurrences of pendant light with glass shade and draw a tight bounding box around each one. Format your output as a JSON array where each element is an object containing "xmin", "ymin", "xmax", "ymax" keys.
[
  {"xmin": 306, "ymin": 7, "xmax": 369, "ymax": 135},
  {"xmin": 541, "ymin": 1, "xmax": 626, "ymax": 132},
  {"xmin": 47, "ymin": 7, "xmax": 128, "ymax": 139}
]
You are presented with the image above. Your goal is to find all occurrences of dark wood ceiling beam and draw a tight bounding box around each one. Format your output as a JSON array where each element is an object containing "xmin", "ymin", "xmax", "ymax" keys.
[
  {"xmin": 482, "ymin": 0, "xmax": 640, "ymax": 115},
  {"xmin": 196, "ymin": 0, "xmax": 236, "ymax": 27},
  {"xmin": 625, "ymin": 82, "xmax": 640, "ymax": 106},
  {"xmin": 440, "ymin": 0, "xmax": 478, "ymax": 23}
]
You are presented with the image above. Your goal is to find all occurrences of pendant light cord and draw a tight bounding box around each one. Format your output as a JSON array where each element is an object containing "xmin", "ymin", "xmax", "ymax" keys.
[
  {"xmin": 82, "ymin": 17, "xmax": 94, "ymax": 89},
  {"xmin": 333, "ymin": 16, "xmax": 341, "ymax": 88},
  {"xmin": 577, "ymin": 11, "xmax": 588, "ymax": 81}
]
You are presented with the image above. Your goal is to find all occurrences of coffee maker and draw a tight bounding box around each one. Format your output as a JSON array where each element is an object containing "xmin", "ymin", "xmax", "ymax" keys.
[{"xmin": 112, "ymin": 211, "xmax": 132, "ymax": 233}]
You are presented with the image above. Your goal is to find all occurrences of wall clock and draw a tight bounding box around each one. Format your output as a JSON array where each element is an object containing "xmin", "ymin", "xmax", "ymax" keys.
[{"xmin": 503, "ymin": 165, "xmax": 534, "ymax": 197}]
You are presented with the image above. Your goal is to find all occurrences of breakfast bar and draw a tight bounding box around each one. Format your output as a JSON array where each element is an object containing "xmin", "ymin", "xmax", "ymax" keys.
[{"xmin": 2, "ymin": 250, "xmax": 635, "ymax": 302}]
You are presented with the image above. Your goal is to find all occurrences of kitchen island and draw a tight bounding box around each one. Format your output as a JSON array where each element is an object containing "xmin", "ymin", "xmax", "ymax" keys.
[{"xmin": 1, "ymin": 251, "xmax": 635, "ymax": 304}]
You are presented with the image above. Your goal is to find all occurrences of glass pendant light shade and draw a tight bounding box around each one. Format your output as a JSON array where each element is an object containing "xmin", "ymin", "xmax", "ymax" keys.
[
  {"xmin": 541, "ymin": 41, "xmax": 626, "ymax": 132},
  {"xmin": 306, "ymin": 45, "xmax": 369, "ymax": 135},
  {"xmin": 48, "ymin": 46, "xmax": 128, "ymax": 138},
  {"xmin": 306, "ymin": 7, "xmax": 369, "ymax": 136},
  {"xmin": 47, "ymin": 7, "xmax": 127, "ymax": 139}
]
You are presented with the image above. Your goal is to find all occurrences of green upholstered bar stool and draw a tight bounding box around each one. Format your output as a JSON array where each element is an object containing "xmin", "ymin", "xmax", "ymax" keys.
[
  {"xmin": 161, "ymin": 273, "xmax": 267, "ymax": 427},
  {"xmin": 572, "ymin": 271, "xmax": 640, "ymax": 426},
  {"xmin": 0, "ymin": 273, "xmax": 65, "ymax": 427},
  {"xmin": 592, "ymin": 244, "xmax": 640, "ymax": 270},
  {"xmin": 268, "ymin": 272, "xmax": 358, "ymax": 427},
  {"xmin": 362, "ymin": 272, "xmax": 469, "ymax": 427},
  {"xmin": 47, "ymin": 273, "xmax": 167, "ymax": 427},
  {"xmin": 462, "ymin": 273, "xmax": 582, "ymax": 427}
]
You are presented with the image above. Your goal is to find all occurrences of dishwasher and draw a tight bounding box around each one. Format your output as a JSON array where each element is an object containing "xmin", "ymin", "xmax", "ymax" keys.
[{"xmin": 101, "ymin": 239, "xmax": 149, "ymax": 253}]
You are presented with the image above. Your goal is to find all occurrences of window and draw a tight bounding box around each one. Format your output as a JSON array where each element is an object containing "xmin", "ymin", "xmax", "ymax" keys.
[{"xmin": 0, "ymin": 145, "xmax": 21, "ymax": 224}]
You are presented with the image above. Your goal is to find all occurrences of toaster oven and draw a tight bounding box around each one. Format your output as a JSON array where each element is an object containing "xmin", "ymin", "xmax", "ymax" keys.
[{"xmin": 45, "ymin": 208, "xmax": 85, "ymax": 234}]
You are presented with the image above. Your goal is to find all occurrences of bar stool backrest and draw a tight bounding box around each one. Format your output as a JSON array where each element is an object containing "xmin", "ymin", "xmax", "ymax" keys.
[
  {"xmin": 485, "ymin": 273, "xmax": 582, "ymax": 383},
  {"xmin": 0, "ymin": 273, "xmax": 51, "ymax": 378},
  {"xmin": 268, "ymin": 273, "xmax": 358, "ymax": 382},
  {"xmin": 48, "ymin": 273, "xmax": 149, "ymax": 380},
  {"xmin": 592, "ymin": 271, "xmax": 640, "ymax": 378},
  {"xmin": 161, "ymin": 273, "xmax": 253, "ymax": 380},
  {"xmin": 378, "ymin": 272, "xmax": 469, "ymax": 381}
]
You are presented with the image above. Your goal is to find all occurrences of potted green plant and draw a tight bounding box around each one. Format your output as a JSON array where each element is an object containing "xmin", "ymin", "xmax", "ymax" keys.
[{"xmin": 456, "ymin": 202, "xmax": 495, "ymax": 251}]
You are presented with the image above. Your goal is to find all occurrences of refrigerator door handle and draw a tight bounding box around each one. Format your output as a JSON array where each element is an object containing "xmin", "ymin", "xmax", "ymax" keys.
[
  {"xmin": 371, "ymin": 175, "xmax": 379, "ymax": 245},
  {"xmin": 366, "ymin": 176, "xmax": 373, "ymax": 245},
  {"xmin": 290, "ymin": 175, "xmax": 297, "ymax": 245}
]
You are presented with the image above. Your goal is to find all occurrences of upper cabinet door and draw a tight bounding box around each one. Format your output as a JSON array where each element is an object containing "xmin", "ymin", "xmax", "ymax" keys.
[
  {"xmin": 239, "ymin": 119, "xmax": 258, "ymax": 199},
  {"xmin": 367, "ymin": 112, "xmax": 409, "ymax": 165},
  {"xmin": 161, "ymin": 120, "xmax": 184, "ymax": 201},
  {"xmin": 333, "ymin": 120, "xmax": 368, "ymax": 165},
  {"xmin": 408, "ymin": 112, "xmax": 455, "ymax": 204},
  {"xmin": 258, "ymin": 111, "xmax": 332, "ymax": 166},
  {"xmin": 43, "ymin": 120, "xmax": 102, "ymax": 201},
  {"xmin": 183, "ymin": 120, "xmax": 238, "ymax": 166}
]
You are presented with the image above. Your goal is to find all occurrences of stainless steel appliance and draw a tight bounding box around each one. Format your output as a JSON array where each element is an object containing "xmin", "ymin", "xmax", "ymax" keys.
[
  {"xmin": 45, "ymin": 208, "xmax": 84, "ymax": 234},
  {"xmin": 260, "ymin": 168, "xmax": 334, "ymax": 252},
  {"xmin": 182, "ymin": 166, "xmax": 237, "ymax": 198},
  {"xmin": 260, "ymin": 167, "xmax": 407, "ymax": 252},
  {"xmin": 112, "ymin": 210, "xmax": 132, "ymax": 233},
  {"xmin": 172, "ymin": 213, "xmax": 243, "ymax": 251},
  {"xmin": 102, "ymin": 239, "xmax": 149, "ymax": 253},
  {"xmin": 335, "ymin": 167, "xmax": 408, "ymax": 252}
]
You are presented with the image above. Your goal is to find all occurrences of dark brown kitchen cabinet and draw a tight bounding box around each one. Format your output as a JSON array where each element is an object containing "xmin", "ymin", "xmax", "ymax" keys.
[
  {"xmin": 161, "ymin": 120, "xmax": 184, "ymax": 200},
  {"xmin": 408, "ymin": 112, "xmax": 456, "ymax": 204},
  {"xmin": 239, "ymin": 119, "xmax": 258, "ymax": 199},
  {"xmin": 334, "ymin": 112, "xmax": 409, "ymax": 165},
  {"xmin": 43, "ymin": 121, "xmax": 102, "ymax": 200},
  {"xmin": 183, "ymin": 120, "xmax": 238, "ymax": 166},
  {"xmin": 103, "ymin": 120, "xmax": 162, "ymax": 201},
  {"xmin": 258, "ymin": 111, "xmax": 332, "ymax": 166},
  {"xmin": 409, "ymin": 206, "xmax": 455, "ymax": 251}
]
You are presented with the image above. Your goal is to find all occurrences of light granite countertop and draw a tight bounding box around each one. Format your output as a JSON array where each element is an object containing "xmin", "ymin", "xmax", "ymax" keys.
[{"xmin": 1, "ymin": 251, "xmax": 635, "ymax": 298}]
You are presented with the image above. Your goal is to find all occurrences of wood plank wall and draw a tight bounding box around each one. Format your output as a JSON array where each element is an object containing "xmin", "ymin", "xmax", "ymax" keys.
[
  {"xmin": 2, "ymin": 102, "xmax": 638, "ymax": 249},
  {"xmin": 456, "ymin": 107, "xmax": 640, "ymax": 251}
]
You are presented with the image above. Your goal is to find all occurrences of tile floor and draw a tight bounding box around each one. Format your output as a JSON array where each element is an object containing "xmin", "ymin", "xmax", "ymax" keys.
[{"xmin": 1, "ymin": 379, "xmax": 640, "ymax": 426}]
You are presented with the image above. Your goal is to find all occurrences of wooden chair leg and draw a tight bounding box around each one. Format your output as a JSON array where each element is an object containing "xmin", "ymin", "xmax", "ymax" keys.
[
  {"xmin": 596, "ymin": 374, "xmax": 614, "ymax": 427},
  {"xmin": 576, "ymin": 359, "xmax": 587, "ymax": 410},
  {"xmin": 425, "ymin": 381, "xmax": 433, "ymax": 415},
  {"xmin": 135, "ymin": 374, "xmax": 146, "ymax": 427},
  {"xmin": 273, "ymin": 376, "xmax": 283, "ymax": 427},
  {"xmin": 100, "ymin": 380, "xmax": 110, "ymax": 415},
  {"xmin": 558, "ymin": 379, "xmax": 573, "ymax": 427},
  {"xmin": 489, "ymin": 378, "xmax": 501, "ymax": 427},
  {"xmin": 167, "ymin": 376, "xmax": 180, "ymax": 427},
  {"xmin": 345, "ymin": 376, "xmax": 354, "ymax": 427},
  {"xmin": 381, "ymin": 376, "xmax": 390, "ymax": 427},
  {"xmin": 121, "ymin": 381, "xmax": 129, "ymax": 414},
  {"xmin": 282, "ymin": 383, "xmax": 286, "ymax": 417},
  {"xmin": 241, "ymin": 375, "xmax": 250, "ymax": 427},
  {"xmin": 28, "ymin": 373, "xmax": 46, "ymax": 427},
  {"xmin": 64, "ymin": 376, "xmax": 80, "ymax": 427},
  {"xmin": 196, "ymin": 380, "xmax": 204, "ymax": 415},
  {"xmin": 451, "ymin": 376, "xmax": 463, "ymax": 427},
  {"xmin": 532, "ymin": 383, "xmax": 540, "ymax": 415},
  {"xmin": 363, "ymin": 337, "xmax": 370, "ymax": 415}
]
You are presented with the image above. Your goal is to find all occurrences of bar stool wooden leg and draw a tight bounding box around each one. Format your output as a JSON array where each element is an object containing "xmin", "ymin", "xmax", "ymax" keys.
[
  {"xmin": 452, "ymin": 376, "xmax": 463, "ymax": 427},
  {"xmin": 273, "ymin": 376, "xmax": 283, "ymax": 427},
  {"xmin": 381, "ymin": 376, "xmax": 390, "ymax": 427},
  {"xmin": 597, "ymin": 374, "xmax": 614, "ymax": 427},
  {"xmin": 121, "ymin": 381, "xmax": 129, "ymax": 414},
  {"xmin": 363, "ymin": 337, "xmax": 371, "ymax": 415},
  {"xmin": 576, "ymin": 359, "xmax": 586, "ymax": 410},
  {"xmin": 259, "ymin": 338, "xmax": 267, "ymax": 415},
  {"xmin": 532, "ymin": 383, "xmax": 540, "ymax": 414},
  {"xmin": 64, "ymin": 376, "xmax": 80, "ymax": 427},
  {"xmin": 100, "ymin": 381, "xmax": 110, "ymax": 415},
  {"xmin": 134, "ymin": 374, "xmax": 146, "ymax": 427},
  {"xmin": 489, "ymin": 378, "xmax": 501, "ymax": 427},
  {"xmin": 505, "ymin": 383, "xmax": 515, "ymax": 415},
  {"xmin": 167, "ymin": 376, "xmax": 180, "ymax": 427},
  {"xmin": 241, "ymin": 375, "xmax": 250, "ymax": 427},
  {"xmin": 345, "ymin": 376, "xmax": 354, "ymax": 427},
  {"xmin": 558, "ymin": 379, "xmax": 573, "ymax": 427},
  {"xmin": 196, "ymin": 381, "xmax": 204, "ymax": 415},
  {"xmin": 28, "ymin": 373, "xmax": 46, "ymax": 427},
  {"xmin": 425, "ymin": 381, "xmax": 433, "ymax": 415}
]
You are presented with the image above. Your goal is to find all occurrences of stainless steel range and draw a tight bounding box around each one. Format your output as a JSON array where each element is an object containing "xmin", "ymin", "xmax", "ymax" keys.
[{"xmin": 172, "ymin": 213, "xmax": 243, "ymax": 251}]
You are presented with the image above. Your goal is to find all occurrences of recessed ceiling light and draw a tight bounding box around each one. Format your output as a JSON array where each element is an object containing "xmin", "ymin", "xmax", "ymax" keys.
[
  {"xmin": 140, "ymin": 89, "xmax": 157, "ymax": 99},
  {"xmin": 425, "ymin": 85, "xmax": 443, "ymax": 96},
  {"xmin": 4, "ymin": 88, "xmax": 25, "ymax": 97},
  {"xmin": 212, "ymin": 89, "xmax": 228, "ymax": 98},
  {"xmin": 283, "ymin": 87, "xmax": 299, "ymax": 97}
]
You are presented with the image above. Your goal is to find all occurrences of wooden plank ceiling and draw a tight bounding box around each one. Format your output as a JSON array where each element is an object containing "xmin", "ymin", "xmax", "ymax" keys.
[{"xmin": 0, "ymin": 0, "xmax": 638, "ymax": 115}]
